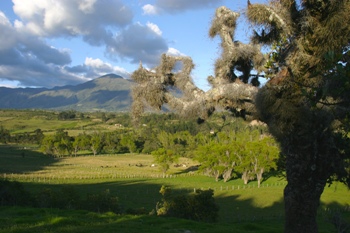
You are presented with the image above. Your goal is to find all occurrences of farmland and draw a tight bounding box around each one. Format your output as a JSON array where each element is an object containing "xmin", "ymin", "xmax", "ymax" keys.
[
  {"xmin": 0, "ymin": 145, "xmax": 349, "ymax": 233},
  {"xmin": 0, "ymin": 110, "xmax": 349, "ymax": 232}
]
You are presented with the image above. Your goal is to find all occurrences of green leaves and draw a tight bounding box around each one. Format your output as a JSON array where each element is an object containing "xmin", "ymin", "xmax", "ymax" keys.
[
  {"xmin": 195, "ymin": 130, "xmax": 279, "ymax": 183},
  {"xmin": 151, "ymin": 148, "xmax": 178, "ymax": 175}
]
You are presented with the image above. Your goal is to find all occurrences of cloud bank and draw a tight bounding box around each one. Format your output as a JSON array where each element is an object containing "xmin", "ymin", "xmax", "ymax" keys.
[
  {"xmin": 0, "ymin": 0, "xmax": 171, "ymax": 88},
  {"xmin": 0, "ymin": 0, "xmax": 222, "ymax": 88}
]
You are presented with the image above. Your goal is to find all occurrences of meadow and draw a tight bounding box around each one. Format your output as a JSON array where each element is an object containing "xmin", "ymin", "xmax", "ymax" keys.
[{"xmin": 0, "ymin": 145, "xmax": 349, "ymax": 233}]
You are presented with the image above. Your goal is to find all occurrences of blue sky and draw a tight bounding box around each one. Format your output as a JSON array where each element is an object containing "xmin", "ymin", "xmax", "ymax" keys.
[{"xmin": 0, "ymin": 0, "xmax": 266, "ymax": 90}]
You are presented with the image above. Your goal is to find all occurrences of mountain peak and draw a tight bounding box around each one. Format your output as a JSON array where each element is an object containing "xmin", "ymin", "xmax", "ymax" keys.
[{"xmin": 99, "ymin": 73, "xmax": 123, "ymax": 79}]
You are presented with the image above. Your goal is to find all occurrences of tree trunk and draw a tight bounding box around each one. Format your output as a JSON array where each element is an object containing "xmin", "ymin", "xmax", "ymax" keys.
[
  {"xmin": 256, "ymin": 168, "xmax": 263, "ymax": 188},
  {"xmin": 223, "ymin": 168, "xmax": 232, "ymax": 182},
  {"xmin": 284, "ymin": 153, "xmax": 327, "ymax": 233},
  {"xmin": 242, "ymin": 171, "xmax": 249, "ymax": 185}
]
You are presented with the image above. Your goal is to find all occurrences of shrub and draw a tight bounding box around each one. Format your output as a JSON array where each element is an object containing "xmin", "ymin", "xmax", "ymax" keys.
[
  {"xmin": 156, "ymin": 185, "xmax": 219, "ymax": 222},
  {"xmin": 54, "ymin": 186, "xmax": 81, "ymax": 210},
  {"xmin": 35, "ymin": 188, "xmax": 56, "ymax": 208},
  {"xmin": 125, "ymin": 207, "xmax": 148, "ymax": 215},
  {"xmin": 0, "ymin": 179, "xmax": 32, "ymax": 206},
  {"xmin": 83, "ymin": 189, "xmax": 120, "ymax": 214}
]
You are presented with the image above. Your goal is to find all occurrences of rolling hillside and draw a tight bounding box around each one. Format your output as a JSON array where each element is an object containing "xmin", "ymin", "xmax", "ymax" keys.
[{"xmin": 0, "ymin": 74, "xmax": 133, "ymax": 112}]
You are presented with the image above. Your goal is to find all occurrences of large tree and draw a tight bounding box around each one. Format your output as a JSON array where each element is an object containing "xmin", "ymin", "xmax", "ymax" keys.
[{"xmin": 131, "ymin": 1, "xmax": 350, "ymax": 232}]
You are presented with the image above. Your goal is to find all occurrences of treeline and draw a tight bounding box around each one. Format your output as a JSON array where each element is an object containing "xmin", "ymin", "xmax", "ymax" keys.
[{"xmin": 0, "ymin": 126, "xmax": 44, "ymax": 145}]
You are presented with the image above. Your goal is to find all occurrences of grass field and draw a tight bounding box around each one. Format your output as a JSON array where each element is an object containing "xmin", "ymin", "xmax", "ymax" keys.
[
  {"xmin": 0, "ymin": 145, "xmax": 349, "ymax": 232},
  {"xmin": 0, "ymin": 109, "xmax": 122, "ymax": 135}
]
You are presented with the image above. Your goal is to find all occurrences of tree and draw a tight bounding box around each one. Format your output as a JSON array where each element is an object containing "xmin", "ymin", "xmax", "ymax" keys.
[
  {"xmin": 0, "ymin": 126, "xmax": 11, "ymax": 144},
  {"xmin": 40, "ymin": 135, "xmax": 56, "ymax": 156},
  {"xmin": 130, "ymin": 1, "xmax": 350, "ymax": 232},
  {"xmin": 90, "ymin": 133, "xmax": 103, "ymax": 156},
  {"xmin": 40, "ymin": 129, "xmax": 73, "ymax": 157},
  {"xmin": 151, "ymin": 148, "xmax": 178, "ymax": 177},
  {"xmin": 195, "ymin": 140, "xmax": 237, "ymax": 182},
  {"xmin": 120, "ymin": 133, "xmax": 138, "ymax": 153},
  {"xmin": 248, "ymin": 137, "xmax": 279, "ymax": 187},
  {"xmin": 72, "ymin": 133, "xmax": 91, "ymax": 156}
]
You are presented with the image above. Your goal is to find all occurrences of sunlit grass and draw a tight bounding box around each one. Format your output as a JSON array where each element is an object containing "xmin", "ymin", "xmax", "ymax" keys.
[{"xmin": 0, "ymin": 145, "xmax": 348, "ymax": 232}]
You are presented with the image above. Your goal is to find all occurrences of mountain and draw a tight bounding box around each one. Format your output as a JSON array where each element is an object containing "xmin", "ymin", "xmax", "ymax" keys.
[{"xmin": 0, "ymin": 74, "xmax": 133, "ymax": 112}]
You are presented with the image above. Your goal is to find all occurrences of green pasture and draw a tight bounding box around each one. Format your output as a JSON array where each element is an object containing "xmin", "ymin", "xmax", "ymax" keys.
[
  {"xmin": 0, "ymin": 145, "xmax": 349, "ymax": 232},
  {"xmin": 0, "ymin": 116, "xmax": 88, "ymax": 134},
  {"xmin": 0, "ymin": 110, "xmax": 119, "ymax": 135}
]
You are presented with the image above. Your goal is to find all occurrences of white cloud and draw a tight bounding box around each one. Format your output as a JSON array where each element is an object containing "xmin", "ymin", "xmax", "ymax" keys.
[
  {"xmin": 167, "ymin": 48, "xmax": 186, "ymax": 56},
  {"xmin": 142, "ymin": 4, "xmax": 159, "ymax": 15},
  {"xmin": 84, "ymin": 57, "xmax": 130, "ymax": 78},
  {"xmin": 12, "ymin": 0, "xmax": 133, "ymax": 38},
  {"xmin": 0, "ymin": 0, "xmax": 174, "ymax": 87},
  {"xmin": 146, "ymin": 22, "xmax": 162, "ymax": 36},
  {"xmin": 78, "ymin": 0, "xmax": 97, "ymax": 13}
]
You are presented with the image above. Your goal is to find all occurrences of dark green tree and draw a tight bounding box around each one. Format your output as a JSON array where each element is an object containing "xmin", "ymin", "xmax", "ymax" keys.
[
  {"xmin": 130, "ymin": 1, "xmax": 350, "ymax": 232},
  {"xmin": 40, "ymin": 129, "xmax": 73, "ymax": 157},
  {"xmin": 0, "ymin": 126, "xmax": 10, "ymax": 144}
]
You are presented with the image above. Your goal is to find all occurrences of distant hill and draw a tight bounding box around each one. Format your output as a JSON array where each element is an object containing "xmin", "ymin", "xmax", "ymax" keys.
[{"xmin": 0, "ymin": 74, "xmax": 133, "ymax": 112}]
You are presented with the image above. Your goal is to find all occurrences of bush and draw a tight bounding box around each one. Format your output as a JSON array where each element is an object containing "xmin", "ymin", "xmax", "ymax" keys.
[
  {"xmin": 83, "ymin": 189, "xmax": 120, "ymax": 214},
  {"xmin": 53, "ymin": 186, "xmax": 80, "ymax": 210},
  {"xmin": 156, "ymin": 186, "xmax": 219, "ymax": 222},
  {"xmin": 35, "ymin": 188, "xmax": 56, "ymax": 208},
  {"xmin": 0, "ymin": 179, "xmax": 32, "ymax": 206},
  {"xmin": 126, "ymin": 207, "xmax": 149, "ymax": 215}
]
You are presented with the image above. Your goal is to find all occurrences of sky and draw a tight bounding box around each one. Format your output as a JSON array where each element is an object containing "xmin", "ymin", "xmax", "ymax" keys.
[{"xmin": 0, "ymin": 0, "xmax": 267, "ymax": 90}]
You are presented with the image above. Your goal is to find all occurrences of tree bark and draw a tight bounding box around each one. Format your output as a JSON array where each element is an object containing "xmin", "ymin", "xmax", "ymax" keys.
[
  {"xmin": 242, "ymin": 170, "xmax": 250, "ymax": 185},
  {"xmin": 283, "ymin": 153, "xmax": 327, "ymax": 233},
  {"xmin": 256, "ymin": 169, "xmax": 263, "ymax": 188},
  {"xmin": 223, "ymin": 168, "xmax": 233, "ymax": 182}
]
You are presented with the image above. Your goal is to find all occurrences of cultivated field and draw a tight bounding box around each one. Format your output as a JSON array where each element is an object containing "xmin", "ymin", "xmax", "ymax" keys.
[{"xmin": 0, "ymin": 145, "xmax": 349, "ymax": 233}]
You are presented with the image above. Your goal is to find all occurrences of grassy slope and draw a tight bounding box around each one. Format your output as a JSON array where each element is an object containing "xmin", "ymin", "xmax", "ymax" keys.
[{"xmin": 0, "ymin": 146, "xmax": 348, "ymax": 233}]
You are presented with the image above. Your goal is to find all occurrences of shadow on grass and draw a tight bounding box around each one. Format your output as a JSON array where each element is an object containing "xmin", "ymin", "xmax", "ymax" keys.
[
  {"xmin": 0, "ymin": 145, "xmax": 59, "ymax": 174},
  {"xmin": 1, "ymin": 179, "xmax": 348, "ymax": 233},
  {"xmin": 0, "ymin": 145, "xmax": 347, "ymax": 232}
]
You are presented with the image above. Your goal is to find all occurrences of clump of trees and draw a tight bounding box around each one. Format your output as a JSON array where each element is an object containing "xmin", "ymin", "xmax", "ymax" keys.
[
  {"xmin": 196, "ymin": 131, "xmax": 279, "ymax": 185},
  {"xmin": 58, "ymin": 110, "xmax": 77, "ymax": 120},
  {"xmin": 0, "ymin": 126, "xmax": 44, "ymax": 145},
  {"xmin": 130, "ymin": 1, "xmax": 350, "ymax": 232}
]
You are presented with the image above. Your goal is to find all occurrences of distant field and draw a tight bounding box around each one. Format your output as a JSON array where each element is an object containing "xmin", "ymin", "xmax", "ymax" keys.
[
  {"xmin": 0, "ymin": 144, "xmax": 348, "ymax": 233},
  {"xmin": 0, "ymin": 109, "xmax": 124, "ymax": 135}
]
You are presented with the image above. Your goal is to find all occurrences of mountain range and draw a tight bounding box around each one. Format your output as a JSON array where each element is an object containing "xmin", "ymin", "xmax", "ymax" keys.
[{"xmin": 0, "ymin": 74, "xmax": 133, "ymax": 112}]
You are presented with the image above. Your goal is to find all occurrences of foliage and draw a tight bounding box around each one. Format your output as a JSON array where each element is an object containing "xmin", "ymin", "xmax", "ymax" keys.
[
  {"xmin": 195, "ymin": 130, "xmax": 279, "ymax": 184},
  {"xmin": 90, "ymin": 132, "xmax": 104, "ymax": 156},
  {"xmin": 0, "ymin": 179, "xmax": 120, "ymax": 214},
  {"xmin": 0, "ymin": 126, "xmax": 10, "ymax": 144},
  {"xmin": 0, "ymin": 179, "xmax": 32, "ymax": 206},
  {"xmin": 40, "ymin": 129, "xmax": 74, "ymax": 157},
  {"xmin": 156, "ymin": 185, "xmax": 219, "ymax": 222},
  {"xmin": 58, "ymin": 110, "xmax": 76, "ymax": 120},
  {"xmin": 152, "ymin": 148, "xmax": 178, "ymax": 176},
  {"xmin": 84, "ymin": 189, "xmax": 120, "ymax": 214}
]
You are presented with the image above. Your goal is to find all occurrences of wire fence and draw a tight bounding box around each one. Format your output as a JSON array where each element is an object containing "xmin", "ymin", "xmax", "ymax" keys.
[{"xmin": 2, "ymin": 172, "xmax": 287, "ymax": 189}]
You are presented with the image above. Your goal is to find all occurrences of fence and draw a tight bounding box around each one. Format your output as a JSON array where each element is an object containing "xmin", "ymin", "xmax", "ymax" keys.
[{"xmin": 1, "ymin": 172, "xmax": 286, "ymax": 189}]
